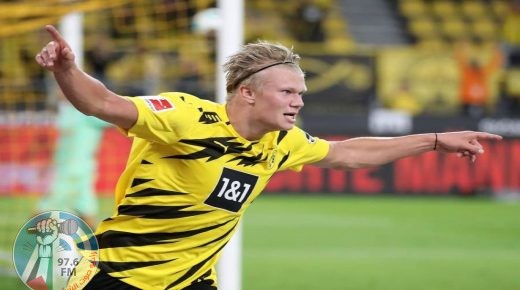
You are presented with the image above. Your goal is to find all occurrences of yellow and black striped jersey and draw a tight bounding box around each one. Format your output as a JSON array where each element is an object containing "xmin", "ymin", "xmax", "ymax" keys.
[{"xmin": 82, "ymin": 92, "xmax": 329, "ymax": 289}]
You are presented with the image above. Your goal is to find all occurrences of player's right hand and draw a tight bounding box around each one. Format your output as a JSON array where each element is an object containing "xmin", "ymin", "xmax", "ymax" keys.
[{"xmin": 35, "ymin": 25, "xmax": 76, "ymax": 72}]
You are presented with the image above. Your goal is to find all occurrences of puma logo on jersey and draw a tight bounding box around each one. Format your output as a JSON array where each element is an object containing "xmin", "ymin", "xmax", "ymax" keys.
[
  {"xmin": 141, "ymin": 96, "xmax": 175, "ymax": 112},
  {"xmin": 205, "ymin": 168, "xmax": 258, "ymax": 212},
  {"xmin": 199, "ymin": 111, "xmax": 221, "ymax": 124},
  {"xmin": 305, "ymin": 131, "xmax": 316, "ymax": 144}
]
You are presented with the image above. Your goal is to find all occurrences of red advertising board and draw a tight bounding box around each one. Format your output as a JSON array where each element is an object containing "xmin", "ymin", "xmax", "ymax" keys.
[{"xmin": 0, "ymin": 125, "xmax": 517, "ymax": 196}]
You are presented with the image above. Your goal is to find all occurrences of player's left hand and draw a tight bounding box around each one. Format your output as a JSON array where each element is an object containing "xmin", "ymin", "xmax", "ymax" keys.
[{"xmin": 436, "ymin": 131, "xmax": 502, "ymax": 162}]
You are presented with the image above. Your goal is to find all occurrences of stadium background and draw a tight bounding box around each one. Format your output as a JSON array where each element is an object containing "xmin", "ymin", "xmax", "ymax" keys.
[{"xmin": 1, "ymin": 0, "xmax": 519, "ymax": 289}]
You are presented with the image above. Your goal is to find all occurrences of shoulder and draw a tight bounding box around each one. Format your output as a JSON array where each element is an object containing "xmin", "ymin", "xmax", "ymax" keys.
[
  {"xmin": 284, "ymin": 126, "xmax": 330, "ymax": 156},
  {"xmin": 282, "ymin": 126, "xmax": 320, "ymax": 145},
  {"xmin": 129, "ymin": 92, "xmax": 219, "ymax": 114},
  {"xmin": 158, "ymin": 92, "xmax": 217, "ymax": 107},
  {"xmin": 270, "ymin": 127, "xmax": 330, "ymax": 171}
]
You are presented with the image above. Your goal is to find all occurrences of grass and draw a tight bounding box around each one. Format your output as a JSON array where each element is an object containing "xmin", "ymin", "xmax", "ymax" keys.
[
  {"xmin": 242, "ymin": 195, "xmax": 520, "ymax": 290},
  {"xmin": 1, "ymin": 195, "xmax": 520, "ymax": 290}
]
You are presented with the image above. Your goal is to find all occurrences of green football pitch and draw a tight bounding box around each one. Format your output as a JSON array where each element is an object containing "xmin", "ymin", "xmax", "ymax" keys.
[{"xmin": 1, "ymin": 195, "xmax": 519, "ymax": 290}]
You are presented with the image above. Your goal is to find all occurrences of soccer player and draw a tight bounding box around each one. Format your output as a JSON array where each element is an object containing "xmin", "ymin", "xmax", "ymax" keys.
[
  {"xmin": 35, "ymin": 25, "xmax": 502, "ymax": 290},
  {"xmin": 37, "ymin": 97, "xmax": 108, "ymax": 229}
]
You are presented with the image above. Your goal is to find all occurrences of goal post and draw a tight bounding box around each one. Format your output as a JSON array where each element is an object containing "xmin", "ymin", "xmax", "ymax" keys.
[
  {"xmin": 59, "ymin": 12, "xmax": 84, "ymax": 70},
  {"xmin": 215, "ymin": 1, "xmax": 244, "ymax": 290}
]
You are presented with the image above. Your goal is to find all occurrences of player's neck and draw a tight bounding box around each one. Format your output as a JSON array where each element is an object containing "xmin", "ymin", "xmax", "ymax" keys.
[{"xmin": 226, "ymin": 101, "xmax": 267, "ymax": 141}]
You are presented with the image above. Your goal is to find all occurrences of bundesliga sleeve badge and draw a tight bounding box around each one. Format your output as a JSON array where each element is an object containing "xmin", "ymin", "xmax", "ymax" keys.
[{"xmin": 141, "ymin": 96, "xmax": 176, "ymax": 112}]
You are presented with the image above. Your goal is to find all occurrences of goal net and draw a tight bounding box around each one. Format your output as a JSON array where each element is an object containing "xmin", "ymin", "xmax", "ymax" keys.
[{"xmin": 0, "ymin": 0, "xmax": 217, "ymax": 286}]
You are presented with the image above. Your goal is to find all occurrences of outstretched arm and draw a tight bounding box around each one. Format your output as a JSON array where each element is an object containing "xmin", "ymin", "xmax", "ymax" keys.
[
  {"xmin": 316, "ymin": 131, "xmax": 502, "ymax": 169},
  {"xmin": 35, "ymin": 25, "xmax": 137, "ymax": 130}
]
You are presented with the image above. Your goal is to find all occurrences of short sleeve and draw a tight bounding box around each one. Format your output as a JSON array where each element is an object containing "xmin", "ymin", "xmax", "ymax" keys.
[
  {"xmin": 277, "ymin": 127, "xmax": 329, "ymax": 172},
  {"xmin": 125, "ymin": 92, "xmax": 200, "ymax": 144}
]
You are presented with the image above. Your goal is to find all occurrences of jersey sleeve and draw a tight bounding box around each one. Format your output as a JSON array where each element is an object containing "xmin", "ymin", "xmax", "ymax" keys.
[
  {"xmin": 278, "ymin": 127, "xmax": 330, "ymax": 172},
  {"xmin": 124, "ymin": 92, "xmax": 200, "ymax": 144}
]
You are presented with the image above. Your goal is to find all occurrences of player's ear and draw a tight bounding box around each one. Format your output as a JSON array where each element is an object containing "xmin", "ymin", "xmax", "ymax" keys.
[{"xmin": 238, "ymin": 85, "xmax": 255, "ymax": 104}]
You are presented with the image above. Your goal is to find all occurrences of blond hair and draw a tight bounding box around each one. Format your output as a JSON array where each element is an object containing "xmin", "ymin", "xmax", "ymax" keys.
[{"xmin": 223, "ymin": 41, "xmax": 301, "ymax": 99}]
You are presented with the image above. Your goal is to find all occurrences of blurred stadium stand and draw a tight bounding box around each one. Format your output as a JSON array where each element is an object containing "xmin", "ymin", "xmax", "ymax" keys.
[
  {"xmin": 1, "ymin": 0, "xmax": 518, "ymax": 116},
  {"xmin": 340, "ymin": 0, "xmax": 409, "ymax": 46},
  {"xmin": 398, "ymin": 0, "xmax": 507, "ymax": 47}
]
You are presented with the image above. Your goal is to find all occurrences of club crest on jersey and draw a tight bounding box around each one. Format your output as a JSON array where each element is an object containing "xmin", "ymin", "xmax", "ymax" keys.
[
  {"xmin": 267, "ymin": 148, "xmax": 278, "ymax": 170},
  {"xmin": 205, "ymin": 168, "xmax": 259, "ymax": 212},
  {"xmin": 142, "ymin": 96, "xmax": 175, "ymax": 112}
]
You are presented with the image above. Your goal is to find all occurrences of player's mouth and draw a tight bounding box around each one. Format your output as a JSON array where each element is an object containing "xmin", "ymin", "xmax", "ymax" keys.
[{"xmin": 284, "ymin": 113, "xmax": 297, "ymax": 123}]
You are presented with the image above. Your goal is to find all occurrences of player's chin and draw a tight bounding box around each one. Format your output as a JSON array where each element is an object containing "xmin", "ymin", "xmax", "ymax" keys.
[{"xmin": 278, "ymin": 122, "xmax": 295, "ymax": 131}]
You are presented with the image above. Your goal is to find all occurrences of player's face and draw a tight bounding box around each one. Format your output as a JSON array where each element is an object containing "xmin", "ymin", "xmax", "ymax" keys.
[{"xmin": 252, "ymin": 66, "xmax": 306, "ymax": 132}]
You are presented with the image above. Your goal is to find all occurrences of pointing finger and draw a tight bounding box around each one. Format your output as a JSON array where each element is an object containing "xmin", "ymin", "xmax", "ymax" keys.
[
  {"xmin": 45, "ymin": 25, "xmax": 68, "ymax": 48},
  {"xmin": 475, "ymin": 132, "xmax": 502, "ymax": 141}
]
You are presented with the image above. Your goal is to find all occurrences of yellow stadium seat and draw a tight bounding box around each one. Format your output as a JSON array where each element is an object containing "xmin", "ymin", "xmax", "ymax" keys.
[
  {"xmin": 408, "ymin": 17, "xmax": 438, "ymax": 38},
  {"xmin": 399, "ymin": 0, "xmax": 427, "ymax": 18},
  {"xmin": 408, "ymin": 17, "xmax": 446, "ymax": 48},
  {"xmin": 470, "ymin": 17, "xmax": 499, "ymax": 42},
  {"xmin": 431, "ymin": 0, "xmax": 459, "ymax": 19},
  {"xmin": 416, "ymin": 37, "xmax": 446, "ymax": 50},
  {"xmin": 506, "ymin": 69, "xmax": 520, "ymax": 98},
  {"xmin": 461, "ymin": 0, "xmax": 486, "ymax": 19},
  {"xmin": 440, "ymin": 17, "xmax": 469, "ymax": 41},
  {"xmin": 490, "ymin": 0, "xmax": 508, "ymax": 18}
]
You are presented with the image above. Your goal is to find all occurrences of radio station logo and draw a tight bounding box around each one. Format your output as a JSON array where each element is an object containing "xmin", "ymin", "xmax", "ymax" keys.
[{"xmin": 13, "ymin": 211, "xmax": 99, "ymax": 290}]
